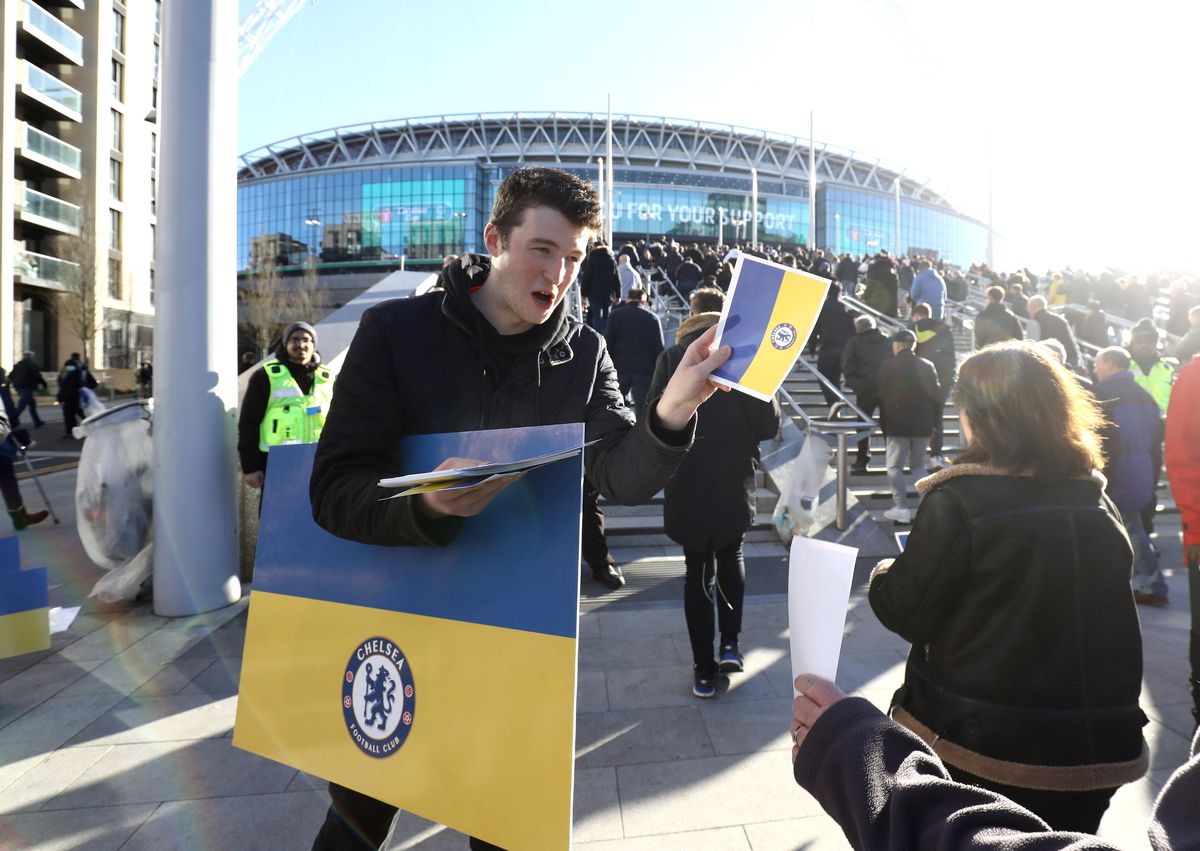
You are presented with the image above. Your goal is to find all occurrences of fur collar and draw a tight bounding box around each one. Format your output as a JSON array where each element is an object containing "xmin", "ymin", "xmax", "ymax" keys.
[
  {"xmin": 675, "ymin": 312, "xmax": 720, "ymax": 343},
  {"xmin": 916, "ymin": 463, "xmax": 1107, "ymax": 494}
]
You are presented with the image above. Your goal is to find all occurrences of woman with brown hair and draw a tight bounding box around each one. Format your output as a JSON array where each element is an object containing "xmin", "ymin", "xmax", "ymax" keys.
[{"xmin": 868, "ymin": 340, "xmax": 1148, "ymax": 833}]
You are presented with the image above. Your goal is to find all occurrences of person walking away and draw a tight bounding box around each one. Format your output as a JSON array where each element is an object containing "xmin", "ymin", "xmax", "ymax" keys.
[
  {"xmin": 647, "ymin": 286, "xmax": 780, "ymax": 698},
  {"xmin": 840, "ymin": 316, "xmax": 892, "ymax": 473},
  {"xmin": 876, "ymin": 329, "xmax": 941, "ymax": 523},
  {"xmin": 869, "ymin": 341, "xmax": 1147, "ymax": 832},
  {"xmin": 863, "ymin": 251, "xmax": 899, "ymax": 317},
  {"xmin": 603, "ymin": 287, "xmax": 664, "ymax": 416},
  {"xmin": 615, "ymin": 253, "xmax": 643, "ymax": 301},
  {"xmin": 9, "ymin": 351, "xmax": 46, "ymax": 428},
  {"xmin": 973, "ymin": 286, "xmax": 1024, "ymax": 349},
  {"xmin": 0, "ymin": 395, "xmax": 48, "ymax": 530},
  {"xmin": 1026, "ymin": 295, "xmax": 1081, "ymax": 369},
  {"xmin": 579, "ymin": 241, "xmax": 620, "ymax": 334},
  {"xmin": 237, "ymin": 321, "xmax": 335, "ymax": 494},
  {"xmin": 808, "ymin": 281, "xmax": 856, "ymax": 408},
  {"xmin": 908, "ymin": 259, "xmax": 946, "ymax": 320},
  {"xmin": 56, "ymin": 353, "xmax": 96, "ymax": 438},
  {"xmin": 135, "ymin": 362, "xmax": 153, "ymax": 399},
  {"xmin": 1093, "ymin": 347, "xmax": 1169, "ymax": 607},
  {"xmin": 911, "ymin": 302, "xmax": 956, "ymax": 470},
  {"xmin": 1165, "ymin": 353, "xmax": 1200, "ymax": 725},
  {"xmin": 1168, "ymin": 305, "xmax": 1200, "ymax": 363}
]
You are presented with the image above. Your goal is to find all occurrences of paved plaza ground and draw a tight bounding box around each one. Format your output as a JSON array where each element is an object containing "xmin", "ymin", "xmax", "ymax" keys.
[{"xmin": 0, "ymin": 465, "xmax": 1194, "ymax": 849}]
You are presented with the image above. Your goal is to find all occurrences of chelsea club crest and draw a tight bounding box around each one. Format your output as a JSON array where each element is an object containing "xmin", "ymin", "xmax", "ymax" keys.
[
  {"xmin": 770, "ymin": 323, "xmax": 798, "ymax": 351},
  {"xmin": 342, "ymin": 636, "xmax": 416, "ymax": 758}
]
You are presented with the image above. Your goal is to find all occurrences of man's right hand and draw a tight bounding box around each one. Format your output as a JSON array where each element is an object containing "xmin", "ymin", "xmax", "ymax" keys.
[
  {"xmin": 243, "ymin": 471, "xmax": 264, "ymax": 489},
  {"xmin": 416, "ymin": 457, "xmax": 522, "ymax": 519}
]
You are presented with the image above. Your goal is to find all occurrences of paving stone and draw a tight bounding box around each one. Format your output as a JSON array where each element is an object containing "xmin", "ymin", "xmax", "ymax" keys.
[
  {"xmin": 44, "ymin": 739, "xmax": 296, "ymax": 809},
  {"xmin": 578, "ymin": 634, "xmax": 683, "ymax": 673},
  {"xmin": 120, "ymin": 790, "xmax": 328, "ymax": 851},
  {"xmin": 0, "ymin": 660, "xmax": 103, "ymax": 730},
  {"xmin": 576, "ymin": 705, "xmax": 713, "ymax": 768},
  {"xmin": 131, "ymin": 658, "xmax": 217, "ymax": 696},
  {"xmin": 699, "ymin": 697, "xmax": 793, "ymax": 756},
  {"xmin": 616, "ymin": 750, "xmax": 824, "ymax": 836},
  {"xmin": 743, "ymin": 815, "xmax": 852, "ymax": 850},
  {"xmin": 66, "ymin": 694, "xmax": 238, "ymax": 747},
  {"xmin": 578, "ymin": 610, "xmax": 601, "ymax": 639},
  {"xmin": 572, "ymin": 766, "xmax": 623, "ymax": 843},
  {"xmin": 0, "ymin": 745, "xmax": 111, "ymax": 814},
  {"xmin": 607, "ymin": 664, "xmax": 775, "ymax": 712},
  {"xmin": 52, "ymin": 614, "xmax": 170, "ymax": 663},
  {"xmin": 577, "ymin": 670, "xmax": 608, "ymax": 713},
  {"xmin": 0, "ymin": 802, "xmax": 157, "ymax": 851},
  {"xmin": 575, "ymin": 826, "xmax": 751, "ymax": 849},
  {"xmin": 177, "ymin": 656, "xmax": 242, "ymax": 698},
  {"xmin": 0, "ymin": 692, "xmax": 126, "ymax": 791},
  {"xmin": 596, "ymin": 607, "xmax": 684, "ymax": 638}
]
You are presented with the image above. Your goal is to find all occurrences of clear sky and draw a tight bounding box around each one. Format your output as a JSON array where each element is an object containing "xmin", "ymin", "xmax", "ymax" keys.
[{"xmin": 238, "ymin": 0, "xmax": 1200, "ymax": 274}]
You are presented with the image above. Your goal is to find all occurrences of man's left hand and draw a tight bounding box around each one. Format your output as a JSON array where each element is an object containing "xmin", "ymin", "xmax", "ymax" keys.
[{"xmin": 654, "ymin": 325, "xmax": 732, "ymax": 430}]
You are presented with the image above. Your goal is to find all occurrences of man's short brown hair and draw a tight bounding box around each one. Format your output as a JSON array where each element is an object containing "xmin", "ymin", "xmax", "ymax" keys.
[
  {"xmin": 986, "ymin": 285, "xmax": 1005, "ymax": 303},
  {"xmin": 489, "ymin": 167, "xmax": 602, "ymax": 248},
  {"xmin": 690, "ymin": 287, "xmax": 725, "ymax": 315}
]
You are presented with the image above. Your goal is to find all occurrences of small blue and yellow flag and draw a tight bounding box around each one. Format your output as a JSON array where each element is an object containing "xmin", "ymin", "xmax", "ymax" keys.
[
  {"xmin": 234, "ymin": 424, "xmax": 584, "ymax": 851},
  {"xmin": 711, "ymin": 255, "xmax": 831, "ymax": 400},
  {"xmin": 0, "ymin": 537, "xmax": 49, "ymax": 659}
]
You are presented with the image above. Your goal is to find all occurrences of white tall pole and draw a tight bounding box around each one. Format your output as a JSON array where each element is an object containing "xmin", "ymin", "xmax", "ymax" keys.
[
  {"xmin": 808, "ymin": 112, "xmax": 817, "ymax": 250},
  {"xmin": 597, "ymin": 157, "xmax": 605, "ymax": 243},
  {"xmin": 153, "ymin": 0, "xmax": 241, "ymax": 615},
  {"xmin": 987, "ymin": 166, "xmax": 994, "ymax": 268},
  {"xmin": 750, "ymin": 168, "xmax": 758, "ymax": 250},
  {"xmin": 894, "ymin": 177, "xmax": 901, "ymax": 257},
  {"xmin": 606, "ymin": 95, "xmax": 614, "ymax": 246}
]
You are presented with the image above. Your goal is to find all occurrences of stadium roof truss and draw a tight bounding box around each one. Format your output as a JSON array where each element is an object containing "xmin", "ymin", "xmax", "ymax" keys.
[{"xmin": 238, "ymin": 112, "xmax": 953, "ymax": 210}]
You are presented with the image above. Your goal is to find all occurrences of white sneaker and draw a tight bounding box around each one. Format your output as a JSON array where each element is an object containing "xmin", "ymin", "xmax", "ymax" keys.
[{"xmin": 883, "ymin": 507, "xmax": 913, "ymax": 524}]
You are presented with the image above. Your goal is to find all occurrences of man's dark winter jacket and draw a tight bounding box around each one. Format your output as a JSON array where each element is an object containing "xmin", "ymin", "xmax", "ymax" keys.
[
  {"xmin": 864, "ymin": 256, "xmax": 899, "ymax": 316},
  {"xmin": 809, "ymin": 296, "xmax": 856, "ymax": 355},
  {"xmin": 795, "ymin": 696, "xmax": 1194, "ymax": 850},
  {"xmin": 237, "ymin": 346, "xmax": 324, "ymax": 476},
  {"xmin": 674, "ymin": 259, "xmax": 703, "ymax": 293},
  {"xmin": 869, "ymin": 465, "xmax": 1147, "ymax": 794},
  {"xmin": 913, "ymin": 317, "xmax": 956, "ymax": 392},
  {"xmin": 834, "ymin": 256, "xmax": 859, "ymax": 284},
  {"xmin": 602, "ymin": 301, "xmax": 663, "ymax": 384},
  {"xmin": 1032, "ymin": 309, "xmax": 1081, "ymax": 367},
  {"xmin": 648, "ymin": 314, "xmax": 779, "ymax": 551},
  {"xmin": 973, "ymin": 302, "xmax": 1024, "ymax": 349},
  {"xmin": 840, "ymin": 327, "xmax": 892, "ymax": 399},
  {"xmin": 8, "ymin": 358, "xmax": 45, "ymax": 392},
  {"xmin": 1094, "ymin": 370, "xmax": 1162, "ymax": 516},
  {"xmin": 579, "ymin": 246, "xmax": 620, "ymax": 304},
  {"xmin": 876, "ymin": 350, "xmax": 941, "ymax": 437},
  {"xmin": 310, "ymin": 254, "xmax": 695, "ymax": 547}
]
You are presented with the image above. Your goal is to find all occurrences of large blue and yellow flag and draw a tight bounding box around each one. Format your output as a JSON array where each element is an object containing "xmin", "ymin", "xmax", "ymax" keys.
[
  {"xmin": 0, "ymin": 537, "xmax": 49, "ymax": 659},
  {"xmin": 711, "ymin": 255, "xmax": 831, "ymax": 400},
  {"xmin": 234, "ymin": 424, "xmax": 584, "ymax": 850}
]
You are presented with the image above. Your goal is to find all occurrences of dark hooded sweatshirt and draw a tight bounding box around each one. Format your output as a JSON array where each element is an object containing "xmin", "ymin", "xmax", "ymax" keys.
[{"xmin": 309, "ymin": 253, "xmax": 695, "ymax": 547}]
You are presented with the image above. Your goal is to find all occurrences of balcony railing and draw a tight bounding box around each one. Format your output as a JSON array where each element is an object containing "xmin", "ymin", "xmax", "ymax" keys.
[
  {"xmin": 20, "ymin": 0, "xmax": 83, "ymax": 63},
  {"xmin": 13, "ymin": 247, "xmax": 80, "ymax": 290},
  {"xmin": 20, "ymin": 123, "xmax": 81, "ymax": 175},
  {"xmin": 18, "ymin": 186, "xmax": 80, "ymax": 232},
  {"xmin": 20, "ymin": 60, "xmax": 82, "ymax": 118}
]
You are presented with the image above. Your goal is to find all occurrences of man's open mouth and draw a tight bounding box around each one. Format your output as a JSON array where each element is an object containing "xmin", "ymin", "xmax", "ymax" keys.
[{"xmin": 532, "ymin": 290, "xmax": 553, "ymax": 307}]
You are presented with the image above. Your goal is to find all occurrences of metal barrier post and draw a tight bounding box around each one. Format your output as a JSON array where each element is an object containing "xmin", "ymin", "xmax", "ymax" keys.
[{"xmin": 836, "ymin": 432, "xmax": 848, "ymax": 530}]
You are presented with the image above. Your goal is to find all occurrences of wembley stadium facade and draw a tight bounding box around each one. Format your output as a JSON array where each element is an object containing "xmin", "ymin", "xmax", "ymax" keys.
[{"xmin": 236, "ymin": 112, "xmax": 988, "ymax": 274}]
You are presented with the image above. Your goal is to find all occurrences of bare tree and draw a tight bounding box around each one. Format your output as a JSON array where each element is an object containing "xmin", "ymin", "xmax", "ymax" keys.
[
  {"xmin": 53, "ymin": 203, "xmax": 105, "ymax": 365},
  {"xmin": 288, "ymin": 255, "xmax": 324, "ymax": 326},
  {"xmin": 239, "ymin": 259, "xmax": 289, "ymax": 358}
]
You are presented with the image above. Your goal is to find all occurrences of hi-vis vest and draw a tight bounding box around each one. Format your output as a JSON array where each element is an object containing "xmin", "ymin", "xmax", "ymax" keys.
[
  {"xmin": 1132, "ymin": 359, "xmax": 1174, "ymax": 415},
  {"xmin": 258, "ymin": 357, "xmax": 335, "ymax": 451}
]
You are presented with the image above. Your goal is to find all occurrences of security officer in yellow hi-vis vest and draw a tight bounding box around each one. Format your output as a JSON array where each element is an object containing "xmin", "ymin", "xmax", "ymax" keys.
[{"xmin": 237, "ymin": 321, "xmax": 335, "ymax": 491}]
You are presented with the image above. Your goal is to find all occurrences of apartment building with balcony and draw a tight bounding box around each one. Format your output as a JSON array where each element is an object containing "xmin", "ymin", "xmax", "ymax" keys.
[{"xmin": 1, "ymin": 0, "xmax": 158, "ymax": 380}]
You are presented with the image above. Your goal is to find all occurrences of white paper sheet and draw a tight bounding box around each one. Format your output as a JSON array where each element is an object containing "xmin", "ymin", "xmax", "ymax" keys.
[
  {"xmin": 788, "ymin": 536, "xmax": 858, "ymax": 696},
  {"xmin": 49, "ymin": 606, "xmax": 81, "ymax": 634}
]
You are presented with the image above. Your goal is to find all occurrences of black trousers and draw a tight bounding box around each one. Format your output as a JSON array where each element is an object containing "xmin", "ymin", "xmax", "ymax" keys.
[
  {"xmin": 312, "ymin": 783, "xmax": 505, "ymax": 850},
  {"xmin": 947, "ymin": 766, "xmax": 1116, "ymax": 834},
  {"xmin": 816, "ymin": 347, "xmax": 844, "ymax": 407},
  {"xmin": 853, "ymin": 392, "xmax": 879, "ymax": 466},
  {"xmin": 1190, "ymin": 554, "xmax": 1200, "ymax": 726},
  {"xmin": 62, "ymin": 400, "xmax": 81, "ymax": 436},
  {"xmin": 581, "ymin": 480, "xmax": 612, "ymax": 573},
  {"xmin": 683, "ymin": 538, "xmax": 745, "ymax": 675},
  {"xmin": 618, "ymin": 371, "xmax": 653, "ymax": 420}
]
